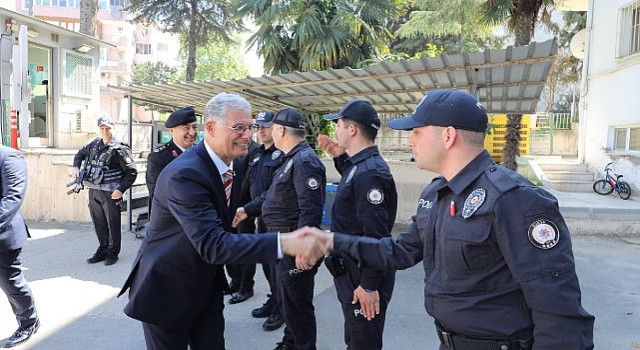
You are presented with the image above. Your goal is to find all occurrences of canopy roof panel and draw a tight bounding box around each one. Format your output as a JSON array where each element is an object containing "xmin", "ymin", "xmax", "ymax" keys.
[{"xmin": 115, "ymin": 39, "xmax": 558, "ymax": 116}]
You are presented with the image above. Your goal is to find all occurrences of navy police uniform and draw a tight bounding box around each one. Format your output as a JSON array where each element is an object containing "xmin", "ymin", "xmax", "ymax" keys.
[
  {"xmin": 329, "ymin": 147, "xmax": 397, "ymax": 350},
  {"xmin": 244, "ymin": 121, "xmax": 326, "ymax": 350},
  {"xmin": 334, "ymin": 151, "xmax": 595, "ymax": 349},
  {"xmin": 74, "ymin": 135, "xmax": 137, "ymax": 261}
]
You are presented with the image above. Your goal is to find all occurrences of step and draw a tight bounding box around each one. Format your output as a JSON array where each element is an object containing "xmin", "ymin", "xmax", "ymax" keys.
[
  {"xmin": 543, "ymin": 171, "xmax": 595, "ymax": 182},
  {"xmin": 544, "ymin": 180, "xmax": 593, "ymax": 193},
  {"xmin": 538, "ymin": 163, "xmax": 590, "ymax": 172}
]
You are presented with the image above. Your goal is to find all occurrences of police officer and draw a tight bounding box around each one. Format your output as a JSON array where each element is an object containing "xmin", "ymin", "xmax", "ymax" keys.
[
  {"xmin": 72, "ymin": 116, "xmax": 138, "ymax": 266},
  {"xmin": 235, "ymin": 108, "xmax": 326, "ymax": 350},
  {"xmin": 234, "ymin": 111, "xmax": 285, "ymax": 329},
  {"xmin": 146, "ymin": 107, "xmax": 197, "ymax": 218},
  {"xmin": 317, "ymin": 99, "xmax": 397, "ymax": 350},
  {"xmin": 295, "ymin": 90, "xmax": 595, "ymax": 349}
]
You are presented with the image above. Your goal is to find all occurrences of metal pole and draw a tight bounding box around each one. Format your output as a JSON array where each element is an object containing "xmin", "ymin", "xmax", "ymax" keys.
[{"xmin": 127, "ymin": 96, "xmax": 133, "ymax": 232}]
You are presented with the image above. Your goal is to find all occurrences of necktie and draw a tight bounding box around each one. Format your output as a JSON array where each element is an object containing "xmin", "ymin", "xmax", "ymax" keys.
[{"xmin": 223, "ymin": 169, "xmax": 234, "ymax": 206}]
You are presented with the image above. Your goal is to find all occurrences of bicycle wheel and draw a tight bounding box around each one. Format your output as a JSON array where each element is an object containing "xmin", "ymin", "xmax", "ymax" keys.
[
  {"xmin": 593, "ymin": 180, "xmax": 614, "ymax": 195},
  {"xmin": 618, "ymin": 181, "xmax": 631, "ymax": 200}
]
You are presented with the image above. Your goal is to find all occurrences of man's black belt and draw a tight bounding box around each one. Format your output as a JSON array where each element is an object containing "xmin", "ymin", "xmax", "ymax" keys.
[
  {"xmin": 266, "ymin": 225, "xmax": 298, "ymax": 233},
  {"xmin": 435, "ymin": 322, "xmax": 533, "ymax": 350}
]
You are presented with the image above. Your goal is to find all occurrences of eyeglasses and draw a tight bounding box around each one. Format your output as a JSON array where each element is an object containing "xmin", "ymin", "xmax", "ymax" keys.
[{"xmin": 219, "ymin": 123, "xmax": 259, "ymax": 135}]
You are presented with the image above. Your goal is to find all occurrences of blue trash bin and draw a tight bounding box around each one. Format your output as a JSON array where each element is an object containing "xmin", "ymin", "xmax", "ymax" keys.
[{"xmin": 322, "ymin": 183, "xmax": 338, "ymax": 226}]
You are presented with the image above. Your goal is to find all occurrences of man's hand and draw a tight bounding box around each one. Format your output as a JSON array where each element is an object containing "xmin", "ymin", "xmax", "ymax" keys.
[
  {"xmin": 352, "ymin": 286, "xmax": 380, "ymax": 321},
  {"xmin": 317, "ymin": 134, "xmax": 345, "ymax": 158},
  {"xmin": 233, "ymin": 207, "xmax": 248, "ymax": 228},
  {"xmin": 70, "ymin": 167, "xmax": 80, "ymax": 179},
  {"xmin": 280, "ymin": 227, "xmax": 333, "ymax": 268},
  {"xmin": 111, "ymin": 189, "xmax": 123, "ymax": 200}
]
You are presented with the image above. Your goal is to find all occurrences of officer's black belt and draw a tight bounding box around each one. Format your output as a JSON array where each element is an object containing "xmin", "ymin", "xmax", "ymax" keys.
[
  {"xmin": 435, "ymin": 322, "xmax": 533, "ymax": 350},
  {"xmin": 266, "ymin": 225, "xmax": 298, "ymax": 233}
]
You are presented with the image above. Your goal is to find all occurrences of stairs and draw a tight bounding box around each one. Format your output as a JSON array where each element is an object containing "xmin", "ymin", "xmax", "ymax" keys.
[{"xmin": 536, "ymin": 160, "xmax": 594, "ymax": 192}]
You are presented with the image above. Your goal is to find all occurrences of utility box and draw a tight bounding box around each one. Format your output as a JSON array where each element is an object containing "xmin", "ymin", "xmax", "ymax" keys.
[{"xmin": 484, "ymin": 114, "xmax": 531, "ymax": 163}]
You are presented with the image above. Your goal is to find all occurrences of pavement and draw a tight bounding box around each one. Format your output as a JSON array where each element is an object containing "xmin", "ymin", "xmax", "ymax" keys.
[{"xmin": 0, "ymin": 189, "xmax": 639, "ymax": 349}]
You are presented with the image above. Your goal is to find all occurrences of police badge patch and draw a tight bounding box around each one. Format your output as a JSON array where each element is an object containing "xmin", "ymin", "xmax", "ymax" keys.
[
  {"xmin": 307, "ymin": 177, "xmax": 319, "ymax": 190},
  {"xmin": 528, "ymin": 219, "xmax": 560, "ymax": 249},
  {"xmin": 462, "ymin": 189, "xmax": 486, "ymax": 219},
  {"xmin": 367, "ymin": 188, "xmax": 384, "ymax": 204},
  {"xmin": 272, "ymin": 150, "xmax": 282, "ymax": 160}
]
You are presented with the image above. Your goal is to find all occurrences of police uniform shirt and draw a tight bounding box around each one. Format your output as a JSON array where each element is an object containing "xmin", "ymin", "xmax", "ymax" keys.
[
  {"xmin": 246, "ymin": 144, "xmax": 284, "ymax": 199},
  {"xmin": 146, "ymin": 140, "xmax": 184, "ymax": 198},
  {"xmin": 73, "ymin": 137, "xmax": 138, "ymax": 192},
  {"xmin": 248, "ymin": 140, "xmax": 326, "ymax": 229},
  {"xmin": 333, "ymin": 150, "xmax": 594, "ymax": 348},
  {"xmin": 331, "ymin": 146, "xmax": 397, "ymax": 291}
]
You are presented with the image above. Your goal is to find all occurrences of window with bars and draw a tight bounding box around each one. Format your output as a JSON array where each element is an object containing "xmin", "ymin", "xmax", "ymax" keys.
[
  {"xmin": 618, "ymin": 0, "xmax": 640, "ymax": 58},
  {"xmin": 65, "ymin": 53, "xmax": 93, "ymax": 97},
  {"xmin": 613, "ymin": 126, "xmax": 640, "ymax": 151}
]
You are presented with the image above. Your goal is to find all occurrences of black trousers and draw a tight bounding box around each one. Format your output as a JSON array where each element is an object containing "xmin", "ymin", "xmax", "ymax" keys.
[
  {"xmin": 334, "ymin": 269, "xmax": 395, "ymax": 350},
  {"xmin": 0, "ymin": 248, "xmax": 38, "ymax": 329},
  {"xmin": 142, "ymin": 290, "xmax": 225, "ymax": 350},
  {"xmin": 259, "ymin": 218, "xmax": 280, "ymax": 314},
  {"xmin": 88, "ymin": 189, "xmax": 121, "ymax": 256},
  {"xmin": 277, "ymin": 254, "xmax": 318, "ymax": 350},
  {"xmin": 225, "ymin": 218, "xmax": 256, "ymax": 292}
]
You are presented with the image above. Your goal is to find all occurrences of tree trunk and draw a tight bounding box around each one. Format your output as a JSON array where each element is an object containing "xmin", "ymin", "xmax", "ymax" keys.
[
  {"xmin": 185, "ymin": 1, "xmax": 198, "ymax": 82},
  {"xmin": 502, "ymin": 114, "xmax": 521, "ymax": 170},
  {"xmin": 79, "ymin": 0, "xmax": 98, "ymax": 36}
]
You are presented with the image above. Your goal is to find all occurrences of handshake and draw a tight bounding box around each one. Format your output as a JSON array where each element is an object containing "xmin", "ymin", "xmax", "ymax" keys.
[{"xmin": 280, "ymin": 227, "xmax": 334, "ymax": 270}]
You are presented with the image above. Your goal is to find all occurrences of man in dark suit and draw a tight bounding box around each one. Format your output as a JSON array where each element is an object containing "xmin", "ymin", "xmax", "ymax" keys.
[
  {"xmin": 145, "ymin": 106, "xmax": 198, "ymax": 218},
  {"xmin": 119, "ymin": 93, "xmax": 311, "ymax": 350},
  {"xmin": 0, "ymin": 145, "xmax": 40, "ymax": 348}
]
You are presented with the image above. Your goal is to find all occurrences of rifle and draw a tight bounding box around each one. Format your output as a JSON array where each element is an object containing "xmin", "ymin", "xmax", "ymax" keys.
[{"xmin": 66, "ymin": 158, "xmax": 88, "ymax": 197}]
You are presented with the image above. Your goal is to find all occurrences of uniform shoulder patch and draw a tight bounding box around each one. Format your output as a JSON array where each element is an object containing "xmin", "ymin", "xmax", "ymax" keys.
[
  {"xmin": 528, "ymin": 219, "xmax": 560, "ymax": 249},
  {"xmin": 367, "ymin": 188, "xmax": 384, "ymax": 204},
  {"xmin": 307, "ymin": 177, "xmax": 320, "ymax": 190},
  {"xmin": 153, "ymin": 143, "xmax": 169, "ymax": 153}
]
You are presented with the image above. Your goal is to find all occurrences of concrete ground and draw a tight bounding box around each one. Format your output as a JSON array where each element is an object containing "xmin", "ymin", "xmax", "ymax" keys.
[{"xmin": 1, "ymin": 190, "xmax": 640, "ymax": 349}]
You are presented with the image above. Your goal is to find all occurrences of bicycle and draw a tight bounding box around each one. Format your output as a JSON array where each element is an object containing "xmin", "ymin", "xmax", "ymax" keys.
[{"xmin": 592, "ymin": 162, "xmax": 632, "ymax": 200}]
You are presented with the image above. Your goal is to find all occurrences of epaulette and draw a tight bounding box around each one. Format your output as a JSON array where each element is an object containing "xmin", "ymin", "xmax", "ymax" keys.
[
  {"xmin": 153, "ymin": 143, "xmax": 170, "ymax": 153},
  {"xmin": 485, "ymin": 164, "xmax": 519, "ymax": 194}
]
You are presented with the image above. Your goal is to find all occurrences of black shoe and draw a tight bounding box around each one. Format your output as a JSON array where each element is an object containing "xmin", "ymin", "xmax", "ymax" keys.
[
  {"xmin": 273, "ymin": 342, "xmax": 291, "ymax": 350},
  {"xmin": 263, "ymin": 313, "xmax": 284, "ymax": 331},
  {"xmin": 87, "ymin": 254, "xmax": 106, "ymax": 264},
  {"xmin": 5, "ymin": 319, "xmax": 40, "ymax": 348},
  {"xmin": 104, "ymin": 256, "xmax": 119, "ymax": 265},
  {"xmin": 224, "ymin": 283, "xmax": 239, "ymax": 296},
  {"xmin": 229, "ymin": 290, "xmax": 254, "ymax": 304},
  {"xmin": 251, "ymin": 298, "xmax": 273, "ymax": 318}
]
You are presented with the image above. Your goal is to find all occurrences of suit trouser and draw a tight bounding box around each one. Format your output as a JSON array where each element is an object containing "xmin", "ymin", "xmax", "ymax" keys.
[
  {"xmin": 142, "ymin": 289, "xmax": 225, "ymax": 350},
  {"xmin": 0, "ymin": 248, "xmax": 38, "ymax": 328},
  {"xmin": 334, "ymin": 268, "xmax": 395, "ymax": 350},
  {"xmin": 88, "ymin": 189, "xmax": 121, "ymax": 256}
]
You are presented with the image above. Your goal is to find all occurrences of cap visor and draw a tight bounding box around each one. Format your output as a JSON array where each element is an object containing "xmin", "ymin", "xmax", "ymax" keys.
[
  {"xmin": 322, "ymin": 113, "xmax": 341, "ymax": 121},
  {"xmin": 386, "ymin": 115, "xmax": 425, "ymax": 130},
  {"xmin": 256, "ymin": 121, "xmax": 273, "ymax": 127}
]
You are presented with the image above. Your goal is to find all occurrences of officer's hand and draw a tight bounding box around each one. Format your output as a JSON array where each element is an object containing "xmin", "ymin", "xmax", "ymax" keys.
[
  {"xmin": 70, "ymin": 167, "xmax": 80, "ymax": 178},
  {"xmin": 316, "ymin": 134, "xmax": 345, "ymax": 158},
  {"xmin": 111, "ymin": 189, "xmax": 123, "ymax": 200},
  {"xmin": 352, "ymin": 286, "xmax": 379, "ymax": 321},
  {"xmin": 233, "ymin": 207, "xmax": 248, "ymax": 228}
]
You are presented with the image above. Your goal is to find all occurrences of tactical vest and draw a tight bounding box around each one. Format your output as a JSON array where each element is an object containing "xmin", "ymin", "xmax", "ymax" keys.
[{"xmin": 84, "ymin": 139, "xmax": 124, "ymax": 190}]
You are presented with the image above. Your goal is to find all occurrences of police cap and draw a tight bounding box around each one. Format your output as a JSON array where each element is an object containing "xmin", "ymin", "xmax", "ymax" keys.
[
  {"xmin": 272, "ymin": 108, "xmax": 306, "ymax": 129},
  {"xmin": 323, "ymin": 99, "xmax": 380, "ymax": 133},
  {"xmin": 165, "ymin": 107, "xmax": 197, "ymax": 128}
]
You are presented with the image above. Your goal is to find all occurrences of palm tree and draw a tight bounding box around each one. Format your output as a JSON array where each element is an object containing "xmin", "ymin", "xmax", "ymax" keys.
[
  {"xmin": 233, "ymin": 0, "xmax": 406, "ymax": 74},
  {"xmin": 479, "ymin": 0, "xmax": 555, "ymax": 170}
]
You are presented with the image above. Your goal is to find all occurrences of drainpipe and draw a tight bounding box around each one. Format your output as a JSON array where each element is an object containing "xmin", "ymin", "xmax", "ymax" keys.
[{"xmin": 577, "ymin": 0, "xmax": 594, "ymax": 164}]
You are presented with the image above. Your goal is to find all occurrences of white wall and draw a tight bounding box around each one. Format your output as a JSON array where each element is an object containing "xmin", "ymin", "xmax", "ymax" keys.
[{"xmin": 581, "ymin": 0, "xmax": 640, "ymax": 195}]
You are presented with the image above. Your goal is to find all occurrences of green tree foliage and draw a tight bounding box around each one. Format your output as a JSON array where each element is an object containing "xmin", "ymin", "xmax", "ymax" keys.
[
  {"xmin": 394, "ymin": 0, "xmax": 504, "ymax": 55},
  {"xmin": 124, "ymin": 0, "xmax": 243, "ymax": 82},
  {"xmin": 179, "ymin": 37, "xmax": 250, "ymax": 81},
  {"xmin": 130, "ymin": 62, "xmax": 181, "ymax": 85},
  {"xmin": 233, "ymin": 0, "xmax": 407, "ymax": 74}
]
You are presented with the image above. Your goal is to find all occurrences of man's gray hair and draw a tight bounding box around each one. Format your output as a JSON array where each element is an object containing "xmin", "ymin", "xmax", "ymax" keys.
[
  {"xmin": 283, "ymin": 125, "xmax": 306, "ymax": 138},
  {"xmin": 204, "ymin": 93, "xmax": 252, "ymax": 122}
]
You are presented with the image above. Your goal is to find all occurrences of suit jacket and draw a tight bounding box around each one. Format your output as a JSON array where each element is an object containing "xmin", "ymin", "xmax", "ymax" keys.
[
  {"xmin": 119, "ymin": 142, "xmax": 278, "ymax": 327},
  {"xmin": 0, "ymin": 146, "xmax": 29, "ymax": 252},
  {"xmin": 145, "ymin": 140, "xmax": 183, "ymax": 215}
]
